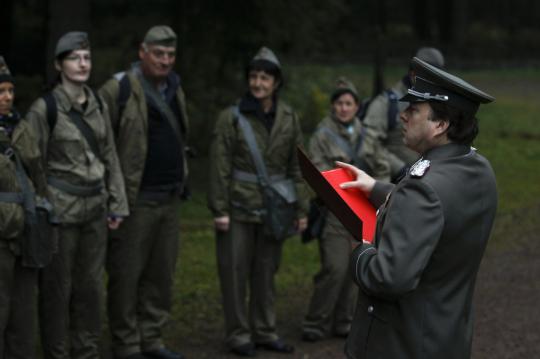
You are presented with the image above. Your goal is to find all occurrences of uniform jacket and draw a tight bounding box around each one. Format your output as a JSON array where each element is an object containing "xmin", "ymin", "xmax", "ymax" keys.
[
  {"xmin": 309, "ymin": 114, "xmax": 362, "ymax": 236},
  {"xmin": 25, "ymin": 84, "xmax": 128, "ymax": 224},
  {"xmin": 0, "ymin": 118, "xmax": 47, "ymax": 246},
  {"xmin": 360, "ymin": 80, "xmax": 419, "ymax": 180},
  {"xmin": 99, "ymin": 67, "xmax": 190, "ymax": 206},
  {"xmin": 345, "ymin": 143, "xmax": 497, "ymax": 359},
  {"xmin": 208, "ymin": 99, "xmax": 308, "ymax": 222}
]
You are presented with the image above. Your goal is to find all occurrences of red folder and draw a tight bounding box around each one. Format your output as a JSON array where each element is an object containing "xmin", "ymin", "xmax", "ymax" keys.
[{"xmin": 297, "ymin": 147, "xmax": 377, "ymax": 242}]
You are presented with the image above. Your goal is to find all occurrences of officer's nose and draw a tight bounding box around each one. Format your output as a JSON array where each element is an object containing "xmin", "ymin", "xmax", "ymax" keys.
[{"xmin": 400, "ymin": 110, "xmax": 407, "ymax": 123}]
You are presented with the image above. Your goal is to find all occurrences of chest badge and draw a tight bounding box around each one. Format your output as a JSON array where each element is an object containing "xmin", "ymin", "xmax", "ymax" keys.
[{"xmin": 410, "ymin": 159, "xmax": 431, "ymax": 177}]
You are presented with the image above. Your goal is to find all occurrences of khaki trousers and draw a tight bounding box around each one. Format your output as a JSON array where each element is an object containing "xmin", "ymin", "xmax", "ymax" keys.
[
  {"xmin": 0, "ymin": 246, "xmax": 38, "ymax": 359},
  {"xmin": 303, "ymin": 213, "xmax": 358, "ymax": 337},
  {"xmin": 107, "ymin": 197, "xmax": 181, "ymax": 357},
  {"xmin": 216, "ymin": 220, "xmax": 284, "ymax": 348},
  {"xmin": 39, "ymin": 214, "xmax": 107, "ymax": 359}
]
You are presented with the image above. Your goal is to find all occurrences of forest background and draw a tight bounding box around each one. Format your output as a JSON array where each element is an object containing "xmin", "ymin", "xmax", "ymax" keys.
[{"xmin": 2, "ymin": 1, "xmax": 540, "ymax": 357}]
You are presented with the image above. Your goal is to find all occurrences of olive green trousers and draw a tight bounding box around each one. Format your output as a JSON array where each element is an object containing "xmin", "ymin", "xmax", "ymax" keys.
[
  {"xmin": 39, "ymin": 214, "xmax": 107, "ymax": 359},
  {"xmin": 107, "ymin": 197, "xmax": 181, "ymax": 358},
  {"xmin": 303, "ymin": 214, "xmax": 358, "ymax": 338},
  {"xmin": 216, "ymin": 220, "xmax": 285, "ymax": 348},
  {"xmin": 0, "ymin": 246, "xmax": 38, "ymax": 359}
]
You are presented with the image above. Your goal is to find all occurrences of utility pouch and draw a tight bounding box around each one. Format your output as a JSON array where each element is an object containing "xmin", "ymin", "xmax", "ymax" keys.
[
  {"xmin": 262, "ymin": 178, "xmax": 297, "ymax": 240},
  {"xmin": 21, "ymin": 197, "xmax": 58, "ymax": 268},
  {"xmin": 233, "ymin": 106, "xmax": 299, "ymax": 241}
]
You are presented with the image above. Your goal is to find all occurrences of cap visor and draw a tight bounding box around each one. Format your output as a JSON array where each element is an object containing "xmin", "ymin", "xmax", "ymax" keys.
[{"xmin": 399, "ymin": 93, "xmax": 426, "ymax": 103}]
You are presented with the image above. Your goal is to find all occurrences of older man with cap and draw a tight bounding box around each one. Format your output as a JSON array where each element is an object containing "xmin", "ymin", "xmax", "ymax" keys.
[
  {"xmin": 25, "ymin": 31, "xmax": 128, "ymax": 359},
  {"xmin": 99, "ymin": 25, "xmax": 189, "ymax": 359},
  {"xmin": 360, "ymin": 47, "xmax": 445, "ymax": 182},
  {"xmin": 0, "ymin": 56, "xmax": 50, "ymax": 359},
  {"xmin": 336, "ymin": 57, "xmax": 497, "ymax": 359},
  {"xmin": 208, "ymin": 46, "xmax": 308, "ymax": 356}
]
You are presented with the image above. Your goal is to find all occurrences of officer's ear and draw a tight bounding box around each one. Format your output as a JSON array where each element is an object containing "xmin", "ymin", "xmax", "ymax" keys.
[{"xmin": 434, "ymin": 119, "xmax": 450, "ymax": 136}]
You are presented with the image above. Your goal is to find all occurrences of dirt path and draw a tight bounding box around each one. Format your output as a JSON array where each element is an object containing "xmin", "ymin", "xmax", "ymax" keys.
[
  {"xmin": 175, "ymin": 215, "xmax": 540, "ymax": 359},
  {"xmin": 101, "ymin": 210, "xmax": 540, "ymax": 359}
]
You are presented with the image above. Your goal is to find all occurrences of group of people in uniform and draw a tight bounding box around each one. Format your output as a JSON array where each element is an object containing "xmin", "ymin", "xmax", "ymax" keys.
[
  {"xmin": 0, "ymin": 22, "xmax": 498, "ymax": 359},
  {"xmin": 2, "ymin": 26, "xmax": 188, "ymax": 359}
]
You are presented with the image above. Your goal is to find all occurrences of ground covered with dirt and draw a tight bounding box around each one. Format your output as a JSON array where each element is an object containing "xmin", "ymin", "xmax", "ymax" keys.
[
  {"xmin": 174, "ymin": 210, "xmax": 540, "ymax": 359},
  {"xmin": 100, "ymin": 206, "xmax": 539, "ymax": 359}
]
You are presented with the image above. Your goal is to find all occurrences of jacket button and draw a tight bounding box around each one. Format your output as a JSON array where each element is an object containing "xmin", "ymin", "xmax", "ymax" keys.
[{"xmin": 367, "ymin": 305, "xmax": 374, "ymax": 313}]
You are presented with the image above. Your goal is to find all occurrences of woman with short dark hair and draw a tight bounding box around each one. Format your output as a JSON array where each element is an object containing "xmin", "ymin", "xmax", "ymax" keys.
[{"xmin": 208, "ymin": 47, "xmax": 308, "ymax": 357}]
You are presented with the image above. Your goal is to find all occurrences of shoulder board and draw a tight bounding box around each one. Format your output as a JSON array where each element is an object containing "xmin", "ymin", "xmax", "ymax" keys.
[{"xmin": 409, "ymin": 159, "xmax": 431, "ymax": 178}]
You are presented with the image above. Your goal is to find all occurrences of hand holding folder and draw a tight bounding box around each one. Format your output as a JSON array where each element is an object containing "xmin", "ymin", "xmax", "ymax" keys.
[{"xmin": 297, "ymin": 148, "xmax": 377, "ymax": 242}]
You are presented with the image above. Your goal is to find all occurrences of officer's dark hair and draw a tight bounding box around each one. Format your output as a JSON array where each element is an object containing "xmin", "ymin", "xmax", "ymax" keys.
[
  {"xmin": 428, "ymin": 101, "xmax": 479, "ymax": 145},
  {"xmin": 245, "ymin": 59, "xmax": 283, "ymax": 90}
]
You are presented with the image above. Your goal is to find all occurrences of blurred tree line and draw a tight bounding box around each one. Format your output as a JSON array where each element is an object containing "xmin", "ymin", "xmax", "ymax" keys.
[{"xmin": 2, "ymin": 0, "xmax": 540, "ymax": 152}]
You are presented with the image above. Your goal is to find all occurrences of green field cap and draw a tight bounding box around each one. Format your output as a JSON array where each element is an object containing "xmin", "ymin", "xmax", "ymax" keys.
[
  {"xmin": 401, "ymin": 57, "xmax": 494, "ymax": 115},
  {"xmin": 55, "ymin": 32, "xmax": 90, "ymax": 57},
  {"xmin": 143, "ymin": 25, "xmax": 177, "ymax": 47},
  {"xmin": 252, "ymin": 46, "xmax": 281, "ymax": 69},
  {"xmin": 332, "ymin": 76, "xmax": 359, "ymax": 102}
]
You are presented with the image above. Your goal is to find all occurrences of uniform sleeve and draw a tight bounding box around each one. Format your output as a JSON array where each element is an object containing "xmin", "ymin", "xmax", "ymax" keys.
[
  {"xmin": 287, "ymin": 111, "xmax": 309, "ymax": 217},
  {"xmin": 98, "ymin": 99, "xmax": 129, "ymax": 217},
  {"xmin": 177, "ymin": 85, "xmax": 190, "ymax": 138},
  {"xmin": 351, "ymin": 179, "xmax": 444, "ymax": 300},
  {"xmin": 308, "ymin": 128, "xmax": 334, "ymax": 171},
  {"xmin": 360, "ymin": 97, "xmax": 392, "ymax": 181},
  {"xmin": 98, "ymin": 78, "xmax": 120, "ymax": 136},
  {"xmin": 369, "ymin": 181, "xmax": 394, "ymax": 209},
  {"xmin": 24, "ymin": 98, "xmax": 51, "ymax": 175},
  {"xmin": 207, "ymin": 109, "xmax": 234, "ymax": 217},
  {"xmin": 16, "ymin": 122, "xmax": 48, "ymax": 198}
]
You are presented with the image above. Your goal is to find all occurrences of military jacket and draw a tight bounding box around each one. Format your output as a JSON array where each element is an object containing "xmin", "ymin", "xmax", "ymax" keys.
[
  {"xmin": 25, "ymin": 85, "xmax": 128, "ymax": 224},
  {"xmin": 99, "ymin": 69, "xmax": 190, "ymax": 206},
  {"xmin": 345, "ymin": 143, "xmax": 497, "ymax": 359},
  {"xmin": 0, "ymin": 120, "xmax": 47, "ymax": 245},
  {"xmin": 309, "ymin": 114, "xmax": 362, "ymax": 236},
  {"xmin": 360, "ymin": 80, "xmax": 419, "ymax": 180},
  {"xmin": 208, "ymin": 101, "xmax": 308, "ymax": 222},
  {"xmin": 309, "ymin": 115, "xmax": 363, "ymax": 171}
]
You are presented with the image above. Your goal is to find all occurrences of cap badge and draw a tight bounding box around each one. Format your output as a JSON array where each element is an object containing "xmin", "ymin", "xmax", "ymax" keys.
[{"xmin": 410, "ymin": 159, "xmax": 431, "ymax": 177}]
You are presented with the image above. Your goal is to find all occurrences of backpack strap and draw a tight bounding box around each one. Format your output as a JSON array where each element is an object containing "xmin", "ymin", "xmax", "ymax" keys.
[
  {"xmin": 232, "ymin": 106, "xmax": 270, "ymax": 187},
  {"xmin": 385, "ymin": 90, "xmax": 399, "ymax": 130},
  {"xmin": 42, "ymin": 92, "xmax": 58, "ymax": 133},
  {"xmin": 117, "ymin": 74, "xmax": 131, "ymax": 119},
  {"xmin": 317, "ymin": 126, "xmax": 356, "ymax": 161},
  {"xmin": 66, "ymin": 109, "xmax": 103, "ymax": 162}
]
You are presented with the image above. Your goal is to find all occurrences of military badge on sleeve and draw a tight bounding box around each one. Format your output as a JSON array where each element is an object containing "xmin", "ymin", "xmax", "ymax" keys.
[{"xmin": 409, "ymin": 159, "xmax": 431, "ymax": 177}]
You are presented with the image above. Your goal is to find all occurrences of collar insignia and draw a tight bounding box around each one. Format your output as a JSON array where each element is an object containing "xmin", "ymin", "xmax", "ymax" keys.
[{"xmin": 410, "ymin": 159, "xmax": 431, "ymax": 177}]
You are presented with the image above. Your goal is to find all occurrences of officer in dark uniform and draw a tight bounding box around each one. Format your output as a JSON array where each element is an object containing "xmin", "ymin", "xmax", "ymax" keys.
[{"xmin": 338, "ymin": 57, "xmax": 497, "ymax": 359}]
